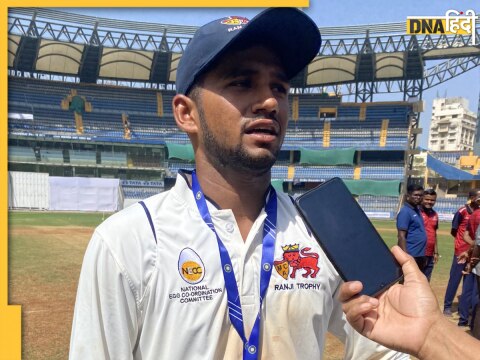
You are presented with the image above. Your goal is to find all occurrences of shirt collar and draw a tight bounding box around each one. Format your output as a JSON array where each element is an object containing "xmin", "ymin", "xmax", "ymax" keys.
[{"xmin": 405, "ymin": 202, "xmax": 418, "ymax": 211}]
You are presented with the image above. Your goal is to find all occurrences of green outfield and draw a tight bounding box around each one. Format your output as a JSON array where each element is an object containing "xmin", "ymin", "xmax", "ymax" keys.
[{"xmin": 8, "ymin": 212, "xmax": 459, "ymax": 360}]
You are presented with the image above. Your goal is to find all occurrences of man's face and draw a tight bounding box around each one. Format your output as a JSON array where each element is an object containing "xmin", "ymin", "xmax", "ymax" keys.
[
  {"xmin": 422, "ymin": 194, "xmax": 436, "ymax": 210},
  {"xmin": 191, "ymin": 45, "xmax": 289, "ymax": 174},
  {"xmin": 469, "ymin": 192, "xmax": 480, "ymax": 208},
  {"xmin": 406, "ymin": 190, "xmax": 423, "ymax": 207},
  {"xmin": 472, "ymin": 195, "xmax": 480, "ymax": 209}
]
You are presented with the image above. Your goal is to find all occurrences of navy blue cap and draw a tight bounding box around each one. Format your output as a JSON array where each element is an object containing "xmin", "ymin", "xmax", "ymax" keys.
[{"xmin": 175, "ymin": 7, "xmax": 321, "ymax": 95}]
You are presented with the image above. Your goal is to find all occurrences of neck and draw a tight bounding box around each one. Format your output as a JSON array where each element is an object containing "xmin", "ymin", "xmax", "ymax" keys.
[
  {"xmin": 195, "ymin": 159, "xmax": 271, "ymax": 216},
  {"xmin": 194, "ymin": 157, "xmax": 272, "ymax": 240}
]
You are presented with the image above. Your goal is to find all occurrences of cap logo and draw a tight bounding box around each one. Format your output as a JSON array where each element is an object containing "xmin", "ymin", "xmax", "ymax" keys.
[{"xmin": 221, "ymin": 16, "xmax": 249, "ymax": 26}]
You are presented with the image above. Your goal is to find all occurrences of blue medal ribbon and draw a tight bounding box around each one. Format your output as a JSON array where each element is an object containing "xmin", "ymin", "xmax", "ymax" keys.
[{"xmin": 191, "ymin": 170, "xmax": 277, "ymax": 359}]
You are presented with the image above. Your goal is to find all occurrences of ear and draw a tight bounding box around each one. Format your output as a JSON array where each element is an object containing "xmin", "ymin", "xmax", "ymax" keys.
[{"xmin": 172, "ymin": 94, "xmax": 199, "ymax": 135}]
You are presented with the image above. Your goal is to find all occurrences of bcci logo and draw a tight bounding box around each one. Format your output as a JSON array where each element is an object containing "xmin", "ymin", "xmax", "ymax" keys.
[{"xmin": 407, "ymin": 9, "xmax": 478, "ymax": 45}]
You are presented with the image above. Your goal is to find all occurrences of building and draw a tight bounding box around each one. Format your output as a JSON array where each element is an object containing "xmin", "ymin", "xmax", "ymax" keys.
[
  {"xmin": 428, "ymin": 97, "xmax": 477, "ymax": 151},
  {"xmin": 474, "ymin": 92, "xmax": 480, "ymax": 155}
]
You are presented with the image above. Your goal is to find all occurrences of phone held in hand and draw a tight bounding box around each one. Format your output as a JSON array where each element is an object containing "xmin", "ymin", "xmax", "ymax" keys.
[{"xmin": 294, "ymin": 177, "xmax": 403, "ymax": 297}]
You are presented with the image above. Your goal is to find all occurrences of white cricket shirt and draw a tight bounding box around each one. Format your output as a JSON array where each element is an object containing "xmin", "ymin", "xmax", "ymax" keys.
[{"xmin": 69, "ymin": 172, "xmax": 407, "ymax": 360}]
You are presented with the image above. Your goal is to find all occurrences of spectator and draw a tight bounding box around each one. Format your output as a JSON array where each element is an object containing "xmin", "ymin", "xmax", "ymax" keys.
[
  {"xmin": 463, "ymin": 232, "xmax": 480, "ymax": 339},
  {"xmin": 443, "ymin": 189, "xmax": 480, "ymax": 318},
  {"xmin": 420, "ymin": 188, "xmax": 439, "ymax": 281},
  {"xmin": 397, "ymin": 184, "xmax": 427, "ymax": 273},
  {"xmin": 459, "ymin": 195, "xmax": 480, "ymax": 329}
]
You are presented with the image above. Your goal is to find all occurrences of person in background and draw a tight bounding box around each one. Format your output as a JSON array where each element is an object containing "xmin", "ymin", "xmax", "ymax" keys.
[
  {"xmin": 340, "ymin": 246, "xmax": 480, "ymax": 360},
  {"xmin": 459, "ymin": 195, "xmax": 480, "ymax": 330},
  {"xmin": 443, "ymin": 189, "xmax": 480, "ymax": 317},
  {"xmin": 420, "ymin": 188, "xmax": 439, "ymax": 282},
  {"xmin": 463, "ymin": 228, "xmax": 480, "ymax": 339},
  {"xmin": 397, "ymin": 184, "xmax": 427, "ymax": 273}
]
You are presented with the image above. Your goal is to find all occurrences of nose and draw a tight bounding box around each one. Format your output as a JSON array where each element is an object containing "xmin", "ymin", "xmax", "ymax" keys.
[{"xmin": 251, "ymin": 87, "xmax": 279, "ymax": 118}]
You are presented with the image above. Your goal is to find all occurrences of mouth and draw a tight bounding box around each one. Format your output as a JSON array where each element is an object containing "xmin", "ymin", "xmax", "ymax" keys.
[{"xmin": 244, "ymin": 120, "xmax": 280, "ymax": 142}]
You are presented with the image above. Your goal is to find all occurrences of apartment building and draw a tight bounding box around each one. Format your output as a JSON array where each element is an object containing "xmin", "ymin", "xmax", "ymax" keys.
[{"xmin": 428, "ymin": 97, "xmax": 477, "ymax": 151}]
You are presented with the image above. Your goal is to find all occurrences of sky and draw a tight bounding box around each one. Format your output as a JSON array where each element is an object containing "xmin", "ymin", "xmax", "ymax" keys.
[{"xmin": 53, "ymin": 0, "xmax": 480, "ymax": 149}]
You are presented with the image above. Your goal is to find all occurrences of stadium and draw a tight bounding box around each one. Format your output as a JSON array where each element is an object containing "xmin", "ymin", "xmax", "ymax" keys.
[{"xmin": 6, "ymin": 6, "xmax": 480, "ymax": 359}]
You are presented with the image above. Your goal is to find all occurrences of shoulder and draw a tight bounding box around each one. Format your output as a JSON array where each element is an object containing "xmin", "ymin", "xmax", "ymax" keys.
[
  {"xmin": 276, "ymin": 191, "xmax": 297, "ymax": 213},
  {"xmin": 92, "ymin": 192, "xmax": 171, "ymax": 292},
  {"xmin": 97, "ymin": 193, "xmax": 165, "ymax": 245},
  {"xmin": 397, "ymin": 205, "xmax": 411, "ymax": 217}
]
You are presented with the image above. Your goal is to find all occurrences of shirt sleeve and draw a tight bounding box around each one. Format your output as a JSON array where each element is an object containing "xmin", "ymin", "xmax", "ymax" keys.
[
  {"xmin": 327, "ymin": 283, "xmax": 409, "ymax": 360},
  {"xmin": 69, "ymin": 231, "xmax": 139, "ymax": 360},
  {"xmin": 467, "ymin": 216, "xmax": 476, "ymax": 239},
  {"xmin": 475, "ymin": 224, "xmax": 480, "ymax": 245},
  {"xmin": 451, "ymin": 210, "xmax": 462, "ymax": 231},
  {"xmin": 396, "ymin": 208, "xmax": 409, "ymax": 231}
]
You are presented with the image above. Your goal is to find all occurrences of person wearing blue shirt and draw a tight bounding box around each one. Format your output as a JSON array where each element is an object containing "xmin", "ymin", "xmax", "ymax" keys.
[{"xmin": 397, "ymin": 184, "xmax": 428, "ymax": 273}]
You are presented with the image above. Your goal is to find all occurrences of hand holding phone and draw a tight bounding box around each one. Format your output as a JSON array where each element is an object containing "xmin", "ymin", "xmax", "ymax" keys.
[{"xmin": 294, "ymin": 178, "xmax": 403, "ymax": 297}]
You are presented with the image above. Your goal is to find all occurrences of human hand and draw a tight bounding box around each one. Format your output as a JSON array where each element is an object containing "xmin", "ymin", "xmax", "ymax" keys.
[
  {"xmin": 457, "ymin": 251, "xmax": 469, "ymax": 264},
  {"xmin": 462, "ymin": 263, "xmax": 472, "ymax": 275},
  {"xmin": 339, "ymin": 246, "xmax": 442, "ymax": 357}
]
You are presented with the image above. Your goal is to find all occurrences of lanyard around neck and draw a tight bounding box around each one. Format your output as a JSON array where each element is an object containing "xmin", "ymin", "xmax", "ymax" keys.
[{"xmin": 190, "ymin": 170, "xmax": 277, "ymax": 359}]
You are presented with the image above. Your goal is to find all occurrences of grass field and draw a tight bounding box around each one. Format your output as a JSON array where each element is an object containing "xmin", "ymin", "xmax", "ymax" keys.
[{"xmin": 8, "ymin": 212, "xmax": 463, "ymax": 359}]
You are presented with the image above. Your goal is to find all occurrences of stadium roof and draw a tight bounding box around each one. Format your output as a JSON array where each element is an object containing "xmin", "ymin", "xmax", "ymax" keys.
[
  {"xmin": 7, "ymin": 7, "xmax": 480, "ymax": 98},
  {"xmin": 426, "ymin": 154, "xmax": 480, "ymax": 181}
]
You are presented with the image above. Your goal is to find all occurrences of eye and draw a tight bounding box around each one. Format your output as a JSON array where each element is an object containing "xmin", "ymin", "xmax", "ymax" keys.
[
  {"xmin": 229, "ymin": 78, "xmax": 251, "ymax": 88},
  {"xmin": 272, "ymin": 83, "xmax": 289, "ymax": 95}
]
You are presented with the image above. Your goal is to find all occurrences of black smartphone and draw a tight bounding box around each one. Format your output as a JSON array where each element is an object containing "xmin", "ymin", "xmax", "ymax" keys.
[{"xmin": 294, "ymin": 177, "xmax": 403, "ymax": 297}]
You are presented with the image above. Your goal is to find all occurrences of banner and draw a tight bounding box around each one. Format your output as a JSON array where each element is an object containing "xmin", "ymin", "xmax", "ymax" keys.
[{"xmin": 49, "ymin": 177, "xmax": 121, "ymax": 212}]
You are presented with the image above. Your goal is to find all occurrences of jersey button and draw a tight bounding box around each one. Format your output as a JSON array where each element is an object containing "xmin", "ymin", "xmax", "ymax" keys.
[{"xmin": 225, "ymin": 222, "xmax": 235, "ymax": 233}]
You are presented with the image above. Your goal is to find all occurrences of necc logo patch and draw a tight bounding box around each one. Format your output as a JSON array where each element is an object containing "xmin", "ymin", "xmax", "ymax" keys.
[{"xmin": 178, "ymin": 248, "xmax": 205, "ymax": 284}]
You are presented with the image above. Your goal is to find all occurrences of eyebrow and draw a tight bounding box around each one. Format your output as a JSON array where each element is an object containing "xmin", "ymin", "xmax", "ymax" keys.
[{"xmin": 219, "ymin": 66, "xmax": 289, "ymax": 83}]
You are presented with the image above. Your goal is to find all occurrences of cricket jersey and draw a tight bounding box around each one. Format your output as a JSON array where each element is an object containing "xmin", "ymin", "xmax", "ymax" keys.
[
  {"xmin": 452, "ymin": 205, "xmax": 473, "ymax": 255},
  {"xmin": 420, "ymin": 208, "xmax": 438, "ymax": 256},
  {"xmin": 70, "ymin": 172, "xmax": 407, "ymax": 360}
]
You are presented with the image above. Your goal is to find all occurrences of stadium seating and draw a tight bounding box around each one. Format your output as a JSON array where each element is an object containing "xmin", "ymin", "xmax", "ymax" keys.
[
  {"xmin": 9, "ymin": 77, "xmax": 413, "ymax": 152},
  {"xmin": 8, "ymin": 76, "xmax": 415, "ymax": 217},
  {"xmin": 40, "ymin": 149, "xmax": 64, "ymax": 164},
  {"xmin": 8, "ymin": 146, "xmax": 37, "ymax": 163},
  {"xmin": 360, "ymin": 163, "xmax": 404, "ymax": 180},
  {"xmin": 433, "ymin": 197, "xmax": 467, "ymax": 215},
  {"xmin": 293, "ymin": 166, "xmax": 355, "ymax": 181},
  {"xmin": 357, "ymin": 195, "xmax": 398, "ymax": 213},
  {"xmin": 120, "ymin": 180, "xmax": 164, "ymax": 200},
  {"xmin": 69, "ymin": 150, "xmax": 96, "ymax": 166},
  {"xmin": 429, "ymin": 151, "xmax": 470, "ymax": 165},
  {"xmin": 100, "ymin": 151, "xmax": 128, "ymax": 167}
]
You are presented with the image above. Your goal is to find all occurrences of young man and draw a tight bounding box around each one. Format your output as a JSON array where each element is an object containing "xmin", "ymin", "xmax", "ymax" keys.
[
  {"xmin": 69, "ymin": 8, "xmax": 406, "ymax": 360},
  {"xmin": 443, "ymin": 189, "xmax": 480, "ymax": 317},
  {"xmin": 463, "ymin": 228, "xmax": 480, "ymax": 339},
  {"xmin": 396, "ymin": 184, "xmax": 427, "ymax": 273},
  {"xmin": 420, "ymin": 188, "xmax": 439, "ymax": 281},
  {"xmin": 459, "ymin": 195, "xmax": 480, "ymax": 329}
]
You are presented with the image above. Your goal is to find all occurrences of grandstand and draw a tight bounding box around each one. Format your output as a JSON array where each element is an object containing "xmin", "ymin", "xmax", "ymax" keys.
[{"xmin": 7, "ymin": 8, "xmax": 480, "ymax": 218}]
